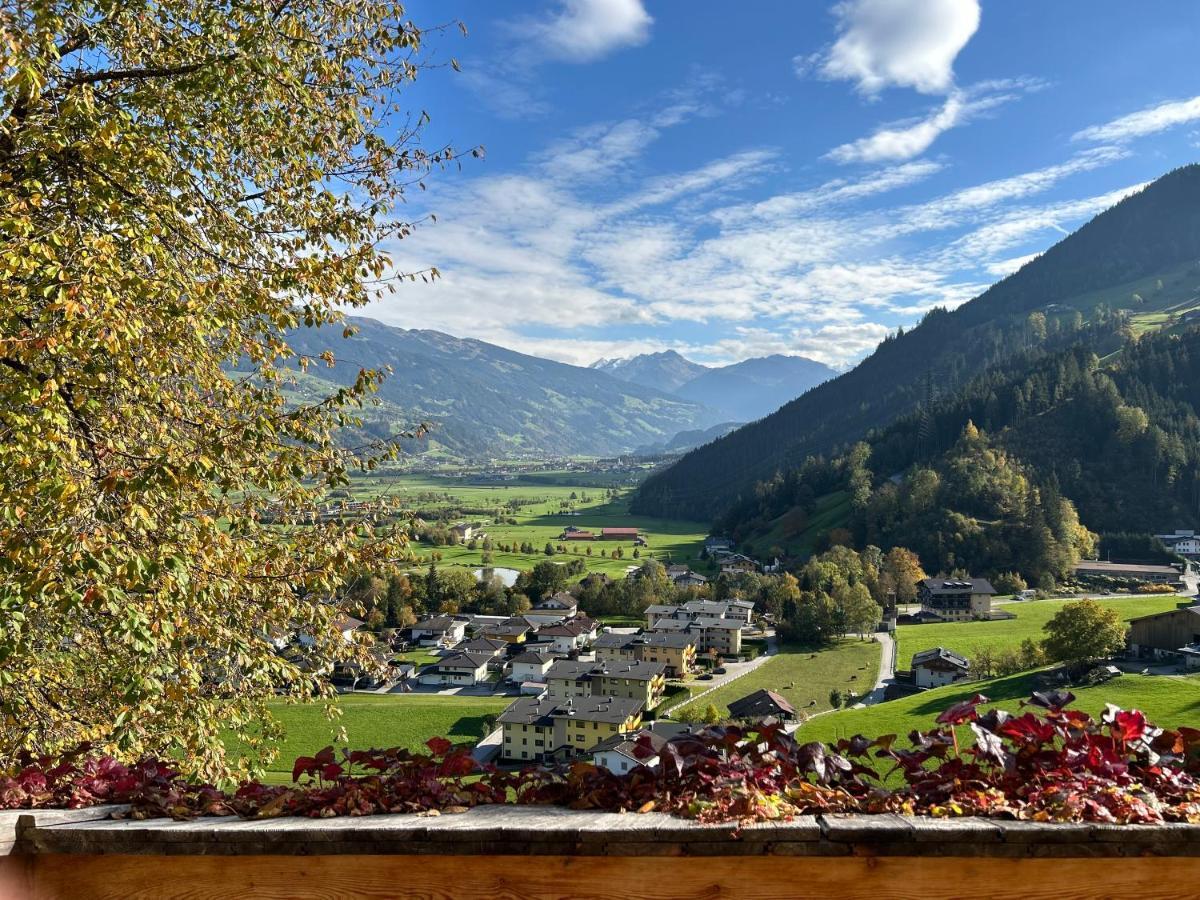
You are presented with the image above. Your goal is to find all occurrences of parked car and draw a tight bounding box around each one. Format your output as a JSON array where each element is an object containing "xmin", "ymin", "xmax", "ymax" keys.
[
  {"xmin": 698, "ymin": 673, "xmax": 713, "ymax": 681},
  {"xmin": 713, "ymin": 667, "xmax": 727, "ymax": 675}
]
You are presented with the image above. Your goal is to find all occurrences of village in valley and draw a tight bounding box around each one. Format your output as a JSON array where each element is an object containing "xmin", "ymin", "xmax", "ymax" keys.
[{"xmin": 255, "ymin": 471, "xmax": 1200, "ymax": 778}]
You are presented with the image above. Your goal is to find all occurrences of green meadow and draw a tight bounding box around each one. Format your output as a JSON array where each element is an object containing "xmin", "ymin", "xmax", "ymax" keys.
[
  {"xmin": 677, "ymin": 640, "xmax": 881, "ymax": 719},
  {"xmin": 349, "ymin": 471, "xmax": 713, "ymax": 578},
  {"xmin": 797, "ymin": 670, "xmax": 1200, "ymax": 746},
  {"xmin": 229, "ymin": 694, "xmax": 512, "ymax": 784},
  {"xmin": 893, "ymin": 595, "xmax": 1186, "ymax": 667}
]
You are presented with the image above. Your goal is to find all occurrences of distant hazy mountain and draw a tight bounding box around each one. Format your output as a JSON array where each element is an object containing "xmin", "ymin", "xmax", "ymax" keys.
[
  {"xmin": 591, "ymin": 350, "xmax": 709, "ymax": 393},
  {"xmin": 633, "ymin": 421, "xmax": 742, "ymax": 456},
  {"xmin": 283, "ymin": 318, "xmax": 722, "ymax": 461},
  {"xmin": 674, "ymin": 355, "xmax": 836, "ymax": 421},
  {"xmin": 593, "ymin": 350, "xmax": 836, "ymax": 421}
]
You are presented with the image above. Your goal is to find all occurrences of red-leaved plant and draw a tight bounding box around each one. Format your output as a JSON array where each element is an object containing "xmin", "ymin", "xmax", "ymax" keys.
[{"xmin": 2, "ymin": 693, "xmax": 1197, "ymax": 824}]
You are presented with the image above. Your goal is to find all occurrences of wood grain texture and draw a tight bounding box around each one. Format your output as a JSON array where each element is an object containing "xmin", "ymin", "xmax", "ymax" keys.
[{"xmin": 19, "ymin": 854, "xmax": 1200, "ymax": 900}]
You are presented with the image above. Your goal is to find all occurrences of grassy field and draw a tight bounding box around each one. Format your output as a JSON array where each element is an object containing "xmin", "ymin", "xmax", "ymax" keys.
[
  {"xmin": 676, "ymin": 640, "xmax": 881, "ymax": 719},
  {"xmin": 796, "ymin": 669, "xmax": 1200, "ymax": 746},
  {"xmin": 229, "ymin": 694, "xmax": 512, "ymax": 783},
  {"xmin": 348, "ymin": 472, "xmax": 712, "ymax": 579},
  {"xmin": 894, "ymin": 595, "xmax": 1186, "ymax": 668}
]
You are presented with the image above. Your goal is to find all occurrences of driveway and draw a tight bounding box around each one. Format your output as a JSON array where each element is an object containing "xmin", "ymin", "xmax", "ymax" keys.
[
  {"xmin": 859, "ymin": 629, "xmax": 895, "ymax": 706},
  {"xmin": 661, "ymin": 631, "xmax": 778, "ymax": 716}
]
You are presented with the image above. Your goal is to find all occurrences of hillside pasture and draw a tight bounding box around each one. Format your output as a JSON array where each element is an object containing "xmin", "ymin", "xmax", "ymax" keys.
[
  {"xmin": 894, "ymin": 595, "xmax": 1186, "ymax": 670},
  {"xmin": 796, "ymin": 669, "xmax": 1200, "ymax": 747},
  {"xmin": 675, "ymin": 640, "xmax": 880, "ymax": 720},
  {"xmin": 349, "ymin": 472, "xmax": 712, "ymax": 578}
]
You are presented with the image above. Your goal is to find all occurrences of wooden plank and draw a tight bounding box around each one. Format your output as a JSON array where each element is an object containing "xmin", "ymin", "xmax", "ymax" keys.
[
  {"xmin": 22, "ymin": 853, "xmax": 1200, "ymax": 900},
  {"xmin": 22, "ymin": 811, "xmax": 1200, "ymax": 858}
]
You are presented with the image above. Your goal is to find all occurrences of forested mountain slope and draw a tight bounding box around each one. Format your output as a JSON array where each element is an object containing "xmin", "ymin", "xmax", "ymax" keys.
[
  {"xmin": 632, "ymin": 164, "xmax": 1200, "ymax": 522},
  {"xmin": 723, "ymin": 327, "xmax": 1200, "ymax": 583},
  {"xmin": 283, "ymin": 318, "xmax": 722, "ymax": 461}
]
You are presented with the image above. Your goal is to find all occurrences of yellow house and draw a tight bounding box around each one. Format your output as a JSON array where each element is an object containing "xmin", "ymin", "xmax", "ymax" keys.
[
  {"xmin": 593, "ymin": 632, "xmax": 639, "ymax": 663},
  {"xmin": 483, "ymin": 618, "xmax": 530, "ymax": 644},
  {"xmin": 544, "ymin": 659, "xmax": 666, "ymax": 709},
  {"xmin": 498, "ymin": 695, "xmax": 645, "ymax": 762},
  {"xmin": 634, "ymin": 633, "xmax": 697, "ymax": 678},
  {"xmin": 595, "ymin": 631, "xmax": 698, "ymax": 678}
]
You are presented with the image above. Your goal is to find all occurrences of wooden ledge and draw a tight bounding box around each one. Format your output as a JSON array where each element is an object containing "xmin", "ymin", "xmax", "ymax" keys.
[{"xmin": 9, "ymin": 806, "xmax": 1200, "ymax": 859}]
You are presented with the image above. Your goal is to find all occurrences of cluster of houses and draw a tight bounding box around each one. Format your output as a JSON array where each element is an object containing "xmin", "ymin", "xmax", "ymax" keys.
[
  {"xmin": 409, "ymin": 592, "xmax": 604, "ymax": 689},
  {"xmin": 494, "ymin": 591, "xmax": 763, "ymax": 764},
  {"xmin": 497, "ymin": 652, "xmax": 671, "ymax": 763}
]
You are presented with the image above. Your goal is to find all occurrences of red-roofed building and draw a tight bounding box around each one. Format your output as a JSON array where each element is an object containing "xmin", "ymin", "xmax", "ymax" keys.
[{"xmin": 599, "ymin": 528, "xmax": 640, "ymax": 540}]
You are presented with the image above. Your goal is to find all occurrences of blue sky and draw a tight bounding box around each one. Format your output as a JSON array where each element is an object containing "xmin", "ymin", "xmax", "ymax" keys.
[{"xmin": 372, "ymin": 0, "xmax": 1200, "ymax": 368}]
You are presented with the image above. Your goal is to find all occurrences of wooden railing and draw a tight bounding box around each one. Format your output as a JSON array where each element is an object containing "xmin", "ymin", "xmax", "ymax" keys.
[{"xmin": 2, "ymin": 804, "xmax": 1199, "ymax": 898}]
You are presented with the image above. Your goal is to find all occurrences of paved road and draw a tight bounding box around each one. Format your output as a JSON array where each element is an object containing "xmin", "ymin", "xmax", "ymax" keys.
[
  {"xmin": 860, "ymin": 629, "xmax": 895, "ymax": 706},
  {"xmin": 661, "ymin": 632, "xmax": 779, "ymax": 716}
]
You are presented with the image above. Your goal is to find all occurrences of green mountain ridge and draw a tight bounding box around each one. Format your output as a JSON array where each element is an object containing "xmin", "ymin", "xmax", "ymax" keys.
[{"xmin": 632, "ymin": 163, "xmax": 1200, "ymax": 523}]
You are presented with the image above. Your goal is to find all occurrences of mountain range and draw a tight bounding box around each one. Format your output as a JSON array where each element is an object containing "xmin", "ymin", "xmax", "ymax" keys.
[
  {"xmin": 633, "ymin": 163, "xmax": 1200, "ymax": 523},
  {"xmin": 281, "ymin": 320, "xmax": 721, "ymax": 461},
  {"xmin": 278, "ymin": 322, "xmax": 839, "ymax": 463},
  {"xmin": 593, "ymin": 350, "xmax": 836, "ymax": 421}
]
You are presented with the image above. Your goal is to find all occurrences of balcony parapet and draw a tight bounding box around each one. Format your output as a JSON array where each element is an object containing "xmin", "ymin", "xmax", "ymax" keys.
[{"xmin": 6, "ymin": 804, "xmax": 1200, "ymax": 859}]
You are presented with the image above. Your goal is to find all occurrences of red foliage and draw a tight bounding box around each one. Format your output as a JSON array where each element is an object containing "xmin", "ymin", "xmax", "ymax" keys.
[{"xmin": 3, "ymin": 695, "xmax": 1198, "ymax": 824}]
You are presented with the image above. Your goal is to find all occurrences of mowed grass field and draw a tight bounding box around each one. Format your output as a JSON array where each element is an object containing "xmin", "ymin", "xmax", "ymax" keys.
[
  {"xmin": 797, "ymin": 670, "xmax": 1200, "ymax": 746},
  {"xmin": 893, "ymin": 595, "xmax": 1186, "ymax": 667},
  {"xmin": 228, "ymin": 694, "xmax": 511, "ymax": 784},
  {"xmin": 677, "ymin": 640, "xmax": 881, "ymax": 719},
  {"xmin": 351, "ymin": 472, "xmax": 712, "ymax": 578}
]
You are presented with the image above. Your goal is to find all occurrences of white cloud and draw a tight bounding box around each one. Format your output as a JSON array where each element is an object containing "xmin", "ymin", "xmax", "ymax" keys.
[
  {"xmin": 946, "ymin": 184, "xmax": 1146, "ymax": 262},
  {"xmin": 817, "ymin": 0, "xmax": 981, "ymax": 97},
  {"xmin": 537, "ymin": 118, "xmax": 661, "ymax": 182},
  {"xmin": 370, "ymin": 84, "xmax": 1138, "ymax": 369},
  {"xmin": 1074, "ymin": 96, "xmax": 1200, "ymax": 143},
  {"xmin": 826, "ymin": 78, "xmax": 1043, "ymax": 165},
  {"xmin": 883, "ymin": 146, "xmax": 1129, "ymax": 236},
  {"xmin": 525, "ymin": 0, "xmax": 653, "ymax": 63},
  {"xmin": 828, "ymin": 91, "xmax": 967, "ymax": 163},
  {"xmin": 713, "ymin": 160, "xmax": 943, "ymax": 225}
]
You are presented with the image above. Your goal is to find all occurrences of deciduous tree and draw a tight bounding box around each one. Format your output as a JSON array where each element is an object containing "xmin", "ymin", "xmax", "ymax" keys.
[
  {"xmin": 1042, "ymin": 599, "xmax": 1128, "ymax": 673},
  {"xmin": 0, "ymin": 1, "xmax": 464, "ymax": 778}
]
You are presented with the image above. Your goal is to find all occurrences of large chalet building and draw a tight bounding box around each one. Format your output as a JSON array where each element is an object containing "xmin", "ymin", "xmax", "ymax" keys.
[{"xmin": 916, "ymin": 578, "xmax": 996, "ymax": 622}]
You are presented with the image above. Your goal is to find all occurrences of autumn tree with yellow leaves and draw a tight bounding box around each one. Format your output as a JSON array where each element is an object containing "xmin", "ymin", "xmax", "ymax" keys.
[{"xmin": 0, "ymin": 1, "xmax": 467, "ymax": 778}]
